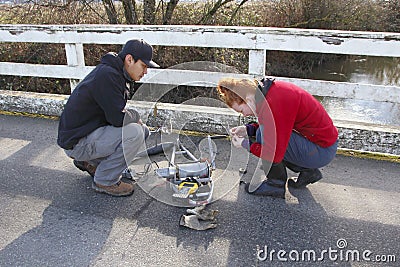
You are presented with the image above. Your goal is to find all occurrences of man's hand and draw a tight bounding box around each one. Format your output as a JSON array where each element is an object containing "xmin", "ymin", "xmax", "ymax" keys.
[
  {"xmin": 122, "ymin": 108, "xmax": 140, "ymax": 124},
  {"xmin": 230, "ymin": 125, "xmax": 247, "ymax": 137}
]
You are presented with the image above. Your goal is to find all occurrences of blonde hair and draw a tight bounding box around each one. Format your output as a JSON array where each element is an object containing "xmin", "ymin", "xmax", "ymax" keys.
[{"xmin": 216, "ymin": 77, "xmax": 257, "ymax": 107}]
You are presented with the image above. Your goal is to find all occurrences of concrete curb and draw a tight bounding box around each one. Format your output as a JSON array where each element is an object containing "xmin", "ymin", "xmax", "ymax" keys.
[{"xmin": 1, "ymin": 90, "xmax": 399, "ymax": 156}]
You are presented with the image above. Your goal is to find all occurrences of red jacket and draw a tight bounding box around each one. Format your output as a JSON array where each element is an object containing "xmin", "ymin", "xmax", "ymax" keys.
[{"xmin": 249, "ymin": 80, "xmax": 338, "ymax": 163}]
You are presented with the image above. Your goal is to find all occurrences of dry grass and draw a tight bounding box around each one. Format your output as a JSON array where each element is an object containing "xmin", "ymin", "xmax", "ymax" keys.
[{"xmin": 0, "ymin": 0, "xmax": 398, "ymax": 100}]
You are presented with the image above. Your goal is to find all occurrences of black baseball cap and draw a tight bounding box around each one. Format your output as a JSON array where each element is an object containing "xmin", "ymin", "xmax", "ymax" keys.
[{"xmin": 118, "ymin": 39, "xmax": 159, "ymax": 68}]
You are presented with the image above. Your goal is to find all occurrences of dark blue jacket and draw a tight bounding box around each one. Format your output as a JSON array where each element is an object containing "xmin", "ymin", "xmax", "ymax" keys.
[{"xmin": 57, "ymin": 52, "xmax": 139, "ymax": 150}]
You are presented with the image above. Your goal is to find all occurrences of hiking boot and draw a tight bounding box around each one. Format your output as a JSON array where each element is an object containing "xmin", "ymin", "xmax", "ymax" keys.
[
  {"xmin": 288, "ymin": 169, "xmax": 322, "ymax": 188},
  {"xmin": 121, "ymin": 168, "xmax": 135, "ymax": 180},
  {"xmin": 92, "ymin": 180, "xmax": 134, "ymax": 197},
  {"xmin": 73, "ymin": 160, "xmax": 96, "ymax": 178}
]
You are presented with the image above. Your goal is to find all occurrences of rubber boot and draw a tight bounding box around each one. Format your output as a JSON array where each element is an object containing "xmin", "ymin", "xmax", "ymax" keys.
[
  {"xmin": 284, "ymin": 160, "xmax": 308, "ymax": 173},
  {"xmin": 284, "ymin": 160, "xmax": 323, "ymax": 188},
  {"xmin": 245, "ymin": 161, "xmax": 287, "ymax": 199},
  {"xmin": 288, "ymin": 168, "xmax": 323, "ymax": 188},
  {"xmin": 245, "ymin": 178, "xmax": 286, "ymax": 198}
]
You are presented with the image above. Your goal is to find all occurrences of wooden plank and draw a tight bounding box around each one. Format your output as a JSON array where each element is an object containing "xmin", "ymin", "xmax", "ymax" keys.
[
  {"xmin": 65, "ymin": 43, "xmax": 85, "ymax": 90},
  {"xmin": 248, "ymin": 49, "xmax": 266, "ymax": 75},
  {"xmin": 0, "ymin": 62, "xmax": 93, "ymax": 79},
  {"xmin": 1, "ymin": 25, "xmax": 399, "ymax": 56},
  {"xmin": 1, "ymin": 62, "xmax": 398, "ymax": 103}
]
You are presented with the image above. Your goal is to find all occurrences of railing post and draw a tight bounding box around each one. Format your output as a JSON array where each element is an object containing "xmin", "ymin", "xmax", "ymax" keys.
[
  {"xmin": 248, "ymin": 49, "xmax": 266, "ymax": 77},
  {"xmin": 65, "ymin": 43, "xmax": 85, "ymax": 92}
]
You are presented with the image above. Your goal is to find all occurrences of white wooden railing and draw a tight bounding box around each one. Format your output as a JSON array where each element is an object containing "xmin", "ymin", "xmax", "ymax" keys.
[{"xmin": 1, "ymin": 24, "xmax": 400, "ymax": 104}]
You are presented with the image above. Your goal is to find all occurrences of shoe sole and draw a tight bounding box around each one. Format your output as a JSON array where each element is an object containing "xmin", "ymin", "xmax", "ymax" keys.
[
  {"xmin": 288, "ymin": 178, "xmax": 320, "ymax": 188},
  {"xmin": 245, "ymin": 186, "xmax": 285, "ymax": 199},
  {"xmin": 91, "ymin": 182, "xmax": 134, "ymax": 197},
  {"xmin": 251, "ymin": 192, "xmax": 285, "ymax": 199}
]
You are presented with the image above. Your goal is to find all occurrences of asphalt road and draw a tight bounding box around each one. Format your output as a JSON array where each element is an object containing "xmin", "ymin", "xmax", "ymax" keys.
[{"xmin": 0, "ymin": 114, "xmax": 399, "ymax": 267}]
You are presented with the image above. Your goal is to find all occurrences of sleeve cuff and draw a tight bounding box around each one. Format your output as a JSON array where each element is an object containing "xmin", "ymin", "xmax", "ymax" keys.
[
  {"xmin": 246, "ymin": 123, "xmax": 259, "ymax": 136},
  {"xmin": 125, "ymin": 108, "xmax": 140, "ymax": 123},
  {"xmin": 241, "ymin": 139, "xmax": 251, "ymax": 151}
]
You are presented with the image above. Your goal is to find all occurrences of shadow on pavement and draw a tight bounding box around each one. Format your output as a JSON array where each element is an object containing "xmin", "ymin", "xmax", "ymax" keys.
[{"xmin": 0, "ymin": 114, "xmax": 399, "ymax": 266}]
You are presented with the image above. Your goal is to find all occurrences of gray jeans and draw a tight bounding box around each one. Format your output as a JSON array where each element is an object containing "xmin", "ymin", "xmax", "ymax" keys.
[
  {"xmin": 256, "ymin": 127, "xmax": 337, "ymax": 169},
  {"xmin": 65, "ymin": 123, "xmax": 145, "ymax": 186}
]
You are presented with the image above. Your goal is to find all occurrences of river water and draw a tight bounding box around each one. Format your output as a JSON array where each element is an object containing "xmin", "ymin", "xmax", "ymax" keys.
[{"xmin": 310, "ymin": 56, "xmax": 400, "ymax": 127}]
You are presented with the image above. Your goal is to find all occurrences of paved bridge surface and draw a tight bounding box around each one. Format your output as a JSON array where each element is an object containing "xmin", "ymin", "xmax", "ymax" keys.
[{"xmin": 0, "ymin": 114, "xmax": 399, "ymax": 266}]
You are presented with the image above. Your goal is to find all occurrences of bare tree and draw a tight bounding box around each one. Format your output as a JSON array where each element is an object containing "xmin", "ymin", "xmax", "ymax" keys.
[
  {"xmin": 228, "ymin": 0, "xmax": 249, "ymax": 25},
  {"xmin": 197, "ymin": 0, "xmax": 234, "ymax": 25},
  {"xmin": 71, "ymin": 0, "xmax": 248, "ymax": 26},
  {"xmin": 122, "ymin": 0, "xmax": 138, "ymax": 24},
  {"xmin": 102, "ymin": 0, "xmax": 119, "ymax": 24},
  {"xmin": 163, "ymin": 0, "xmax": 179, "ymax": 25},
  {"xmin": 143, "ymin": 0, "xmax": 156, "ymax": 24}
]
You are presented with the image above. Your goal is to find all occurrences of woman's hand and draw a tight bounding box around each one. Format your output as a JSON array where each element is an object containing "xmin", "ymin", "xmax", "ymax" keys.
[
  {"xmin": 230, "ymin": 125, "xmax": 247, "ymax": 137},
  {"xmin": 231, "ymin": 135, "xmax": 245, "ymax": 148}
]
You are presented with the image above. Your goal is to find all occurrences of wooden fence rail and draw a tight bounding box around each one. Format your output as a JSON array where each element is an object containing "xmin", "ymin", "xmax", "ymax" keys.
[{"xmin": 1, "ymin": 24, "xmax": 399, "ymax": 103}]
